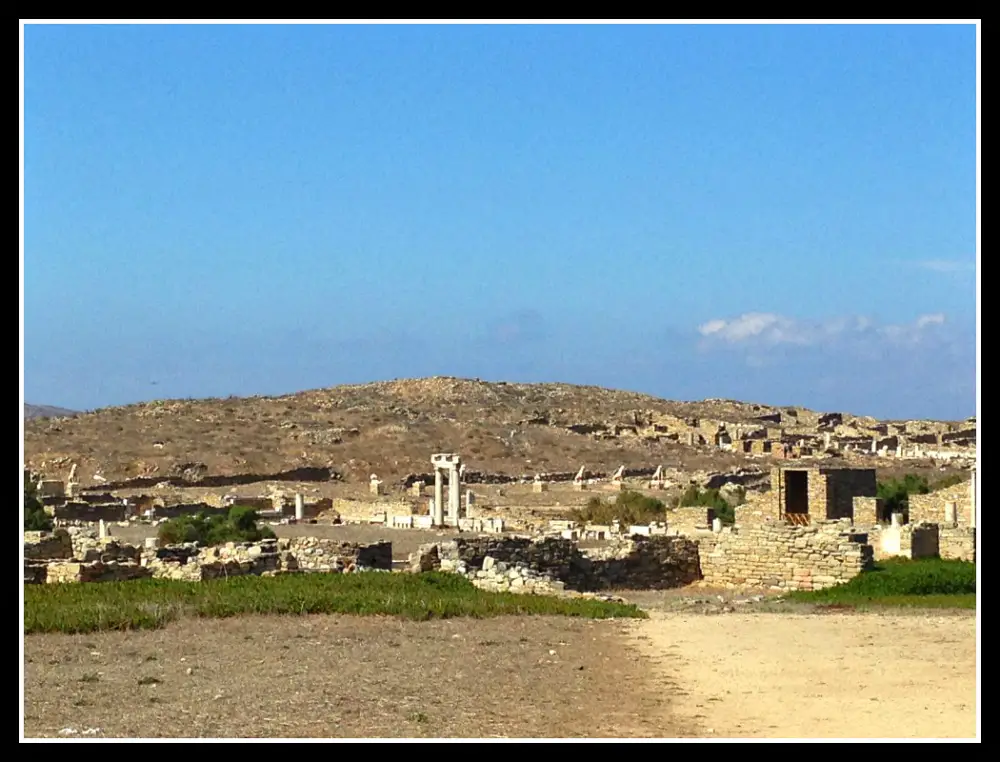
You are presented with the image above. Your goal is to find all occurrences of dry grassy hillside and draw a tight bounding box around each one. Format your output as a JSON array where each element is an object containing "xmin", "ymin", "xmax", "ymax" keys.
[{"xmin": 22, "ymin": 377, "xmax": 959, "ymax": 487}]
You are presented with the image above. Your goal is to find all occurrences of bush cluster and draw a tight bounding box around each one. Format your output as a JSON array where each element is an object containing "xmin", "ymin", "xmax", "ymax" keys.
[
  {"xmin": 570, "ymin": 490, "xmax": 667, "ymax": 526},
  {"xmin": 876, "ymin": 472, "xmax": 968, "ymax": 515},
  {"xmin": 156, "ymin": 505, "xmax": 276, "ymax": 546},
  {"xmin": 24, "ymin": 471, "xmax": 53, "ymax": 532}
]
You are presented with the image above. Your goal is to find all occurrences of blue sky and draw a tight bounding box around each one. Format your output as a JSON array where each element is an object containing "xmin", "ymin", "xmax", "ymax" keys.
[{"xmin": 21, "ymin": 23, "xmax": 978, "ymax": 420}]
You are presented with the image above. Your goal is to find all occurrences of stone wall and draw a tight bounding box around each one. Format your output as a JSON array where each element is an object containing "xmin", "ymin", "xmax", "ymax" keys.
[
  {"xmin": 851, "ymin": 496, "xmax": 892, "ymax": 527},
  {"xmin": 825, "ymin": 469, "xmax": 878, "ymax": 520},
  {"xmin": 24, "ymin": 530, "xmax": 73, "ymax": 560},
  {"xmin": 145, "ymin": 537, "xmax": 393, "ymax": 581},
  {"xmin": 697, "ymin": 519, "xmax": 874, "ymax": 591},
  {"xmin": 409, "ymin": 535, "xmax": 701, "ymax": 592},
  {"xmin": 23, "ymin": 534, "xmax": 393, "ymax": 584},
  {"xmin": 43, "ymin": 561, "xmax": 153, "ymax": 584},
  {"xmin": 939, "ymin": 525, "xmax": 976, "ymax": 562},
  {"xmin": 732, "ymin": 489, "xmax": 775, "ymax": 525},
  {"xmin": 869, "ymin": 523, "xmax": 940, "ymax": 561},
  {"xmin": 908, "ymin": 482, "xmax": 973, "ymax": 526},
  {"xmin": 332, "ymin": 498, "xmax": 416, "ymax": 521},
  {"xmin": 668, "ymin": 505, "xmax": 715, "ymax": 531},
  {"xmin": 52, "ymin": 502, "xmax": 127, "ymax": 522}
]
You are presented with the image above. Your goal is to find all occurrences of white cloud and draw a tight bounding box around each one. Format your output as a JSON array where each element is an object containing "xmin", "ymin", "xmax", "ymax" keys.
[
  {"xmin": 697, "ymin": 312, "xmax": 812, "ymax": 345},
  {"xmin": 915, "ymin": 313, "xmax": 946, "ymax": 329},
  {"xmin": 697, "ymin": 312, "xmax": 948, "ymax": 350}
]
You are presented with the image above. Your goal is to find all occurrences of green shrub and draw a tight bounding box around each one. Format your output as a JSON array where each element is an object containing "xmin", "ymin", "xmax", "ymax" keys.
[
  {"xmin": 23, "ymin": 471, "xmax": 53, "ymax": 532},
  {"xmin": 876, "ymin": 472, "xmax": 968, "ymax": 517},
  {"xmin": 156, "ymin": 505, "xmax": 276, "ymax": 547},
  {"xmin": 570, "ymin": 490, "xmax": 667, "ymax": 526},
  {"xmin": 787, "ymin": 557, "xmax": 976, "ymax": 608}
]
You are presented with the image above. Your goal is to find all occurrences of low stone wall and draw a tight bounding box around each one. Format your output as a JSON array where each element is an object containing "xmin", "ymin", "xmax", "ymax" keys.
[
  {"xmin": 282, "ymin": 537, "xmax": 393, "ymax": 571},
  {"xmin": 408, "ymin": 535, "xmax": 702, "ymax": 592},
  {"xmin": 145, "ymin": 538, "xmax": 393, "ymax": 581},
  {"xmin": 698, "ymin": 520, "xmax": 873, "ymax": 591},
  {"xmin": 869, "ymin": 523, "xmax": 941, "ymax": 561},
  {"xmin": 23, "ymin": 535, "xmax": 394, "ymax": 584},
  {"xmin": 24, "ymin": 530, "xmax": 73, "ymax": 560},
  {"xmin": 52, "ymin": 502, "xmax": 127, "ymax": 522},
  {"xmin": 43, "ymin": 561, "xmax": 154, "ymax": 584},
  {"xmin": 332, "ymin": 498, "xmax": 416, "ymax": 522},
  {"xmin": 938, "ymin": 525, "xmax": 976, "ymax": 562},
  {"xmin": 582, "ymin": 536, "xmax": 702, "ymax": 590}
]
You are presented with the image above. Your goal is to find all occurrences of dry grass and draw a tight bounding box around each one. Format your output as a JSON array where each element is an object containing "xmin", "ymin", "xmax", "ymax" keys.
[{"xmin": 23, "ymin": 614, "xmax": 687, "ymax": 739}]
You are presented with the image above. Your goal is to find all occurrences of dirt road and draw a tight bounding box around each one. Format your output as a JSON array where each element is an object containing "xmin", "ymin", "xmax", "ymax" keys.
[{"xmin": 625, "ymin": 610, "xmax": 978, "ymax": 739}]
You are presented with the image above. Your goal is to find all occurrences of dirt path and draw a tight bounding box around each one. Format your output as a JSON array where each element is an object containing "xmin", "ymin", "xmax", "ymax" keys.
[
  {"xmin": 625, "ymin": 610, "xmax": 978, "ymax": 739},
  {"xmin": 24, "ymin": 614, "xmax": 687, "ymax": 739}
]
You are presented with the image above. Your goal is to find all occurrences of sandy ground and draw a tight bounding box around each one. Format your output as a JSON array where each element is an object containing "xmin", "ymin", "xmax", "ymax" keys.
[
  {"xmin": 625, "ymin": 610, "xmax": 978, "ymax": 739},
  {"xmin": 23, "ymin": 615, "xmax": 686, "ymax": 739}
]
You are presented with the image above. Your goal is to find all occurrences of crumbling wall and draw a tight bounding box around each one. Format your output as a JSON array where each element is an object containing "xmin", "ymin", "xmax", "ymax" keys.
[
  {"xmin": 697, "ymin": 520, "xmax": 873, "ymax": 591},
  {"xmin": 410, "ymin": 535, "xmax": 701, "ymax": 592},
  {"xmin": 23, "ymin": 535, "xmax": 393, "ymax": 584},
  {"xmin": 23, "ymin": 530, "xmax": 73, "ymax": 560},
  {"xmin": 146, "ymin": 537, "xmax": 393, "ymax": 580}
]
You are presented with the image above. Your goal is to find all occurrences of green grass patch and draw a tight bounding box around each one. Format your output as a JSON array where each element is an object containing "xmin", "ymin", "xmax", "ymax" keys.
[
  {"xmin": 24, "ymin": 571, "xmax": 646, "ymax": 634},
  {"xmin": 786, "ymin": 557, "xmax": 976, "ymax": 609}
]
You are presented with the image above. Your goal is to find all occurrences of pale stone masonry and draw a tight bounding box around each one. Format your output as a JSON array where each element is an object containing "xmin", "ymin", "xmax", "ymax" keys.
[{"xmin": 697, "ymin": 519, "xmax": 874, "ymax": 591}]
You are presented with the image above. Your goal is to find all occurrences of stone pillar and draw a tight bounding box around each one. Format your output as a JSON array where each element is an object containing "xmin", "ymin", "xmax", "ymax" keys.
[
  {"xmin": 448, "ymin": 466, "xmax": 461, "ymax": 522},
  {"xmin": 294, "ymin": 493, "xmax": 304, "ymax": 521},
  {"xmin": 433, "ymin": 469, "xmax": 444, "ymax": 526},
  {"xmin": 944, "ymin": 502, "xmax": 958, "ymax": 527},
  {"xmin": 871, "ymin": 437, "xmax": 878, "ymax": 454},
  {"xmin": 98, "ymin": 519, "xmax": 107, "ymax": 539},
  {"xmin": 712, "ymin": 517, "xmax": 723, "ymax": 533}
]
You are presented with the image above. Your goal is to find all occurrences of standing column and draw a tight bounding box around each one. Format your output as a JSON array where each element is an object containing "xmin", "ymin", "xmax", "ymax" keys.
[
  {"xmin": 294, "ymin": 493, "xmax": 304, "ymax": 521},
  {"xmin": 433, "ymin": 468, "xmax": 444, "ymax": 526},
  {"xmin": 448, "ymin": 466, "xmax": 461, "ymax": 522}
]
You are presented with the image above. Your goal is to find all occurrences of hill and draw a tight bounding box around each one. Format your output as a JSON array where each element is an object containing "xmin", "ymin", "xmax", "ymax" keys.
[
  {"xmin": 24, "ymin": 404, "xmax": 79, "ymax": 421},
  {"xmin": 22, "ymin": 377, "xmax": 969, "ymax": 488}
]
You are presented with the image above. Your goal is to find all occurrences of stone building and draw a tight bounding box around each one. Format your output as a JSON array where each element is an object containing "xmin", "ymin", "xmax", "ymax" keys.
[{"xmin": 737, "ymin": 465, "xmax": 877, "ymax": 526}]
